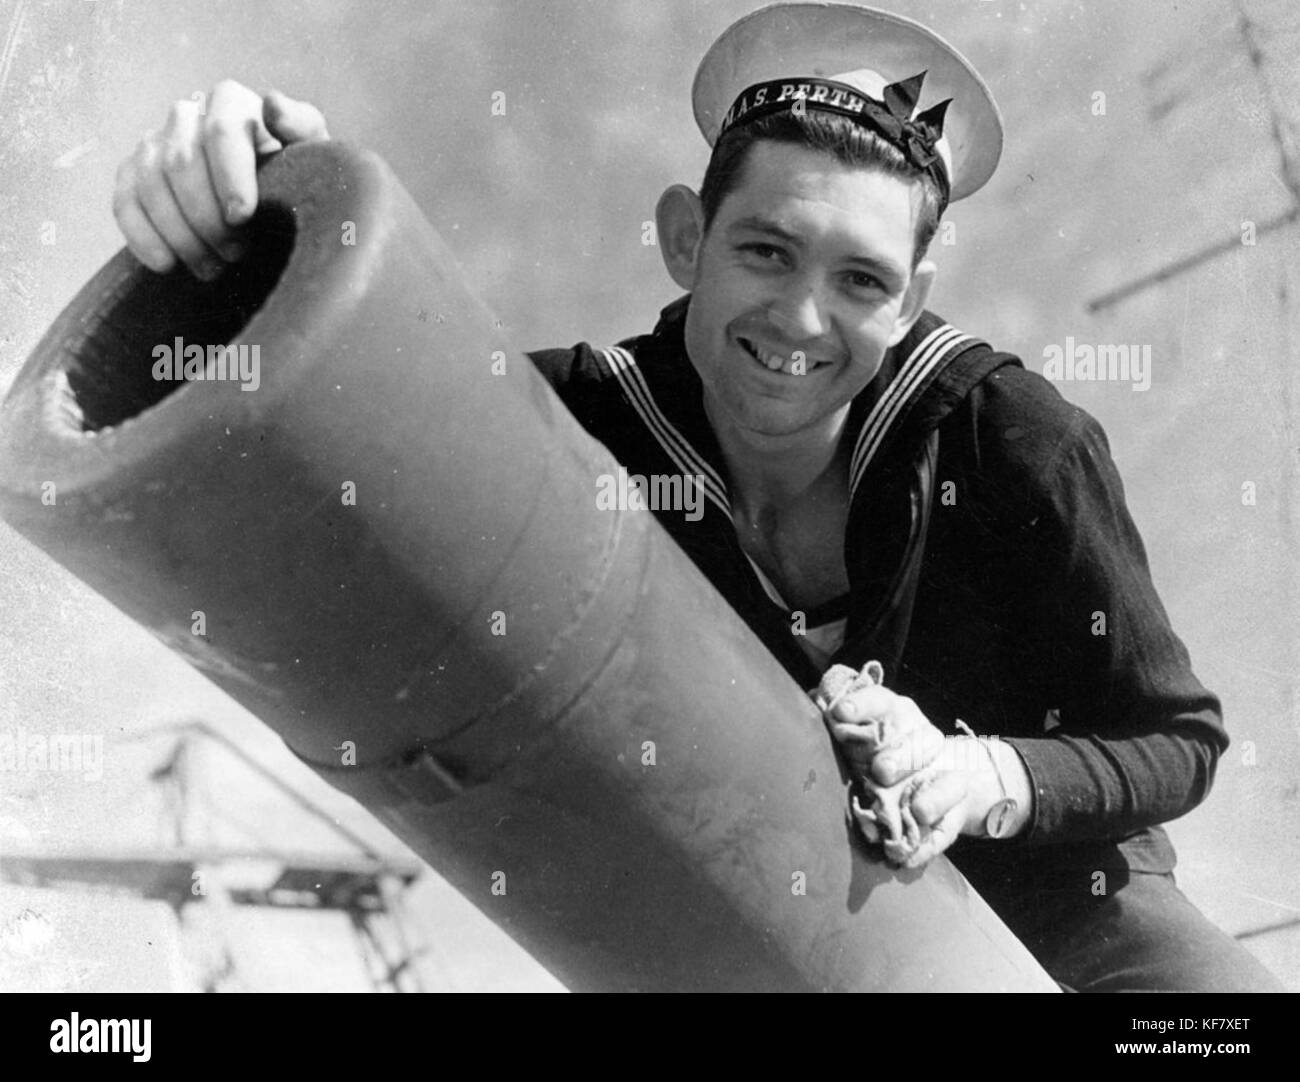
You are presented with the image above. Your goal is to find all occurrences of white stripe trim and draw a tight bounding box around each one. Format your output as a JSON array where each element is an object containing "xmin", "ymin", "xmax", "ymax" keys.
[
  {"xmin": 854, "ymin": 327, "xmax": 969, "ymax": 486},
  {"xmin": 850, "ymin": 325, "xmax": 972, "ymax": 495},
  {"xmin": 604, "ymin": 345, "xmax": 730, "ymax": 511},
  {"xmin": 600, "ymin": 345, "xmax": 731, "ymax": 516},
  {"xmin": 850, "ymin": 324, "xmax": 962, "ymax": 481}
]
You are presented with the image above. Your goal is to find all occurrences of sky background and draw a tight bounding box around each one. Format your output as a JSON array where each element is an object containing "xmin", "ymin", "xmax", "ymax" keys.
[{"xmin": 0, "ymin": 0, "xmax": 1296, "ymax": 990}]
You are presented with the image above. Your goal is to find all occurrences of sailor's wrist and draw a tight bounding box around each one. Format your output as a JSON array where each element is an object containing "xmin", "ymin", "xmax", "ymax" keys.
[{"xmin": 948, "ymin": 730, "xmax": 1032, "ymax": 839}]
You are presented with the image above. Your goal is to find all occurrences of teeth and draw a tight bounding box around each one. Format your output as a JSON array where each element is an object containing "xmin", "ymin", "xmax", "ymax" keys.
[{"xmin": 743, "ymin": 337, "xmax": 808, "ymax": 374}]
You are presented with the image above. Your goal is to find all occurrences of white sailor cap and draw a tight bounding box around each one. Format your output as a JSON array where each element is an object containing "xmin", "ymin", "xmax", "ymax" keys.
[{"xmin": 692, "ymin": 2, "xmax": 1004, "ymax": 204}]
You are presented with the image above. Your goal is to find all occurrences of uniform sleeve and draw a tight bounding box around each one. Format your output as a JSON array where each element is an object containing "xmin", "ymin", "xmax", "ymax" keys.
[{"xmin": 1000, "ymin": 410, "xmax": 1227, "ymax": 844}]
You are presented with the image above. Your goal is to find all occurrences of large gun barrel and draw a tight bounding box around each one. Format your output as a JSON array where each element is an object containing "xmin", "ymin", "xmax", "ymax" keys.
[{"xmin": 0, "ymin": 142, "xmax": 1056, "ymax": 991}]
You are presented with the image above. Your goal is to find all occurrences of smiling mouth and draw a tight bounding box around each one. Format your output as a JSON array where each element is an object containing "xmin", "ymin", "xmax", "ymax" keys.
[{"xmin": 736, "ymin": 336, "xmax": 829, "ymax": 376}]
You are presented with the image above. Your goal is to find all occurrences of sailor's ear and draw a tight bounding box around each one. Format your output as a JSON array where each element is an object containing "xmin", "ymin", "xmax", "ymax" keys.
[
  {"xmin": 656, "ymin": 184, "xmax": 705, "ymax": 291},
  {"xmin": 888, "ymin": 257, "xmax": 936, "ymax": 347}
]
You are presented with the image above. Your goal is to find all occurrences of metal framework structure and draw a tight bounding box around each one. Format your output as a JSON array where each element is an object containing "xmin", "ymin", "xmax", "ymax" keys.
[{"xmin": 0, "ymin": 721, "xmax": 427, "ymax": 992}]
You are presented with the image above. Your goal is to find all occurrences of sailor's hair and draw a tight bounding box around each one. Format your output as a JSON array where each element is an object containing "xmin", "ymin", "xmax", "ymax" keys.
[{"xmin": 698, "ymin": 107, "xmax": 946, "ymax": 272}]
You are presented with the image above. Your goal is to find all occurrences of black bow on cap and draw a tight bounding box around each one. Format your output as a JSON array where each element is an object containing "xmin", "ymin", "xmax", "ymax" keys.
[{"xmin": 880, "ymin": 71, "xmax": 952, "ymax": 172}]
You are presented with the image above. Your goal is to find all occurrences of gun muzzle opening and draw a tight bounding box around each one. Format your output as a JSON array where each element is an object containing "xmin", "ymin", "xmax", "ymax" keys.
[{"xmin": 58, "ymin": 204, "xmax": 296, "ymax": 433}]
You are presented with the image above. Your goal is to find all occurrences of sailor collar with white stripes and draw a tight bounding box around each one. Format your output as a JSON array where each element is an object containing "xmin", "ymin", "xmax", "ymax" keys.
[{"xmin": 594, "ymin": 306, "xmax": 978, "ymax": 522}]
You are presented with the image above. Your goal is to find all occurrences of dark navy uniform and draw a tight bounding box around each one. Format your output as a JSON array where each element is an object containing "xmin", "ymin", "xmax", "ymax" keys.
[{"xmin": 527, "ymin": 294, "xmax": 1282, "ymax": 991}]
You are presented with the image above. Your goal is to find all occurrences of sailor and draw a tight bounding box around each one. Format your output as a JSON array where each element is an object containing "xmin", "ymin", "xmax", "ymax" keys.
[{"xmin": 110, "ymin": 2, "xmax": 1283, "ymax": 991}]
